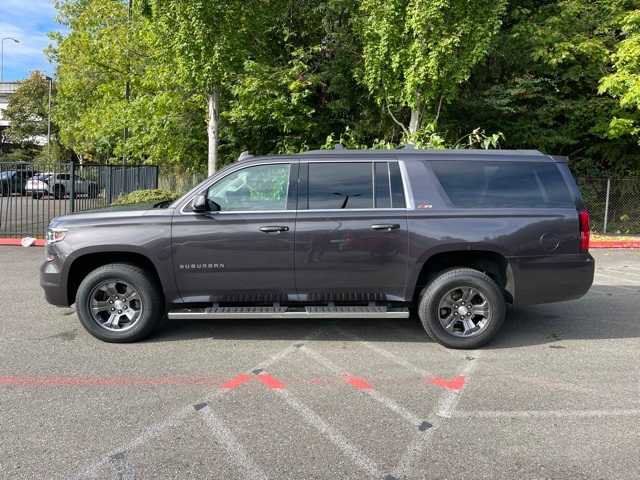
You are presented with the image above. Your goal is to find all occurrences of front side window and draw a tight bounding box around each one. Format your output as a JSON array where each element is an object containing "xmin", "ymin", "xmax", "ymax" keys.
[
  {"xmin": 207, "ymin": 163, "xmax": 291, "ymax": 211},
  {"xmin": 308, "ymin": 162, "xmax": 373, "ymax": 209}
]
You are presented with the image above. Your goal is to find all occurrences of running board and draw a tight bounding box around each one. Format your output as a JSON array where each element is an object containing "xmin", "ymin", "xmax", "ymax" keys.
[{"xmin": 168, "ymin": 305, "xmax": 409, "ymax": 320}]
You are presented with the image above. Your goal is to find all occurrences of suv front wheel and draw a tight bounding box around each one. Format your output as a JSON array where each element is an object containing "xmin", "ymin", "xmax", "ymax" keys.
[
  {"xmin": 75, "ymin": 263, "xmax": 164, "ymax": 342},
  {"xmin": 418, "ymin": 268, "xmax": 505, "ymax": 349}
]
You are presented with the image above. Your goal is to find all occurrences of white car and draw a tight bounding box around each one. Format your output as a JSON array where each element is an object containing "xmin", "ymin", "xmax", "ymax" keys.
[{"xmin": 26, "ymin": 172, "xmax": 99, "ymax": 199}]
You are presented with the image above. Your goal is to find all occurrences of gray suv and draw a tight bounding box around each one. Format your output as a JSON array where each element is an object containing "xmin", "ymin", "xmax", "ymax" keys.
[{"xmin": 40, "ymin": 148, "xmax": 594, "ymax": 348}]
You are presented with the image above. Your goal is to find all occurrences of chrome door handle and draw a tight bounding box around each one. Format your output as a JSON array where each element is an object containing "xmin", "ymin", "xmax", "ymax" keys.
[
  {"xmin": 259, "ymin": 225, "xmax": 290, "ymax": 233},
  {"xmin": 370, "ymin": 224, "xmax": 400, "ymax": 231}
]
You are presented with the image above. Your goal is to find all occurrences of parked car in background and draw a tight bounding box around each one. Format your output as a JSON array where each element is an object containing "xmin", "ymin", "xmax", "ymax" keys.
[
  {"xmin": 26, "ymin": 172, "xmax": 99, "ymax": 199},
  {"xmin": 0, "ymin": 169, "xmax": 37, "ymax": 196},
  {"xmin": 41, "ymin": 148, "xmax": 594, "ymax": 348}
]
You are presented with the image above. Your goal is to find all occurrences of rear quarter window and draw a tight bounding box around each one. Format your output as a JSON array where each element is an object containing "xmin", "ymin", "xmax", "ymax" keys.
[{"xmin": 429, "ymin": 160, "xmax": 574, "ymax": 209}]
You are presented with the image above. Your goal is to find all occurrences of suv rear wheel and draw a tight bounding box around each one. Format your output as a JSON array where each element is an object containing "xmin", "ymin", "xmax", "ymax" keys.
[
  {"xmin": 75, "ymin": 263, "xmax": 164, "ymax": 342},
  {"xmin": 418, "ymin": 268, "xmax": 505, "ymax": 349}
]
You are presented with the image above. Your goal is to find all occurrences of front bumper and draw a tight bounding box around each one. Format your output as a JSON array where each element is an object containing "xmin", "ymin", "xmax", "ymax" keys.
[
  {"xmin": 510, "ymin": 253, "xmax": 595, "ymax": 306},
  {"xmin": 40, "ymin": 250, "xmax": 69, "ymax": 307}
]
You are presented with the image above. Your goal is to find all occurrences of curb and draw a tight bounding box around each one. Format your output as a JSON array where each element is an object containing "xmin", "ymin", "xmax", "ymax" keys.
[
  {"xmin": 591, "ymin": 241, "xmax": 640, "ymax": 249},
  {"xmin": 0, "ymin": 238, "xmax": 46, "ymax": 247}
]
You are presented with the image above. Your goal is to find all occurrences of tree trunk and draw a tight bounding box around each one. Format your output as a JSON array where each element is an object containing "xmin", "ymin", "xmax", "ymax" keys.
[
  {"xmin": 207, "ymin": 89, "xmax": 220, "ymax": 176},
  {"xmin": 409, "ymin": 106, "xmax": 422, "ymax": 134},
  {"xmin": 409, "ymin": 92, "xmax": 424, "ymax": 135}
]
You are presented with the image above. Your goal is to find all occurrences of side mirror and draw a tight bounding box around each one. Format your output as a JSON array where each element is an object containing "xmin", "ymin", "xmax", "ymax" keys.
[
  {"xmin": 192, "ymin": 194, "xmax": 209, "ymax": 212},
  {"xmin": 192, "ymin": 194, "xmax": 221, "ymax": 213}
]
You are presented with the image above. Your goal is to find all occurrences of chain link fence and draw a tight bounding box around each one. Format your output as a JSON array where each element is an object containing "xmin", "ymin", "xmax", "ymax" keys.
[{"xmin": 577, "ymin": 177, "xmax": 640, "ymax": 235}]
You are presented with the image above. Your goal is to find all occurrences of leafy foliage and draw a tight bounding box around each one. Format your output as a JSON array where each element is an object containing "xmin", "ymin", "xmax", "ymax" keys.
[
  {"xmin": 112, "ymin": 188, "xmax": 179, "ymax": 205},
  {"xmin": 46, "ymin": 0, "xmax": 640, "ymax": 178},
  {"xmin": 4, "ymin": 71, "xmax": 53, "ymax": 146}
]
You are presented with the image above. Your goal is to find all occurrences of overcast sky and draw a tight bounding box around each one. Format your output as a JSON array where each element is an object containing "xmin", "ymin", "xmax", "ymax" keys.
[{"xmin": 0, "ymin": 0, "xmax": 61, "ymax": 81}]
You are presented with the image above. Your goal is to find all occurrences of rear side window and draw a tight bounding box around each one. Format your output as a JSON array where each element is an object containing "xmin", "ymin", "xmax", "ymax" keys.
[
  {"xmin": 308, "ymin": 163, "xmax": 373, "ymax": 209},
  {"xmin": 430, "ymin": 161, "xmax": 574, "ymax": 208}
]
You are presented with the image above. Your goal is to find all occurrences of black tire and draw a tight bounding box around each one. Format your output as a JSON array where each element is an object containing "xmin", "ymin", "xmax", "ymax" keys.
[
  {"xmin": 32, "ymin": 192, "xmax": 43, "ymax": 199},
  {"xmin": 53, "ymin": 185, "xmax": 65, "ymax": 199},
  {"xmin": 75, "ymin": 263, "xmax": 164, "ymax": 343},
  {"xmin": 417, "ymin": 268, "xmax": 505, "ymax": 349}
]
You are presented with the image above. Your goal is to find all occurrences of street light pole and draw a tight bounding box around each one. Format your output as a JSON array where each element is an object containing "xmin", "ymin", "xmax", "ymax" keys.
[{"xmin": 1, "ymin": 37, "xmax": 20, "ymax": 82}]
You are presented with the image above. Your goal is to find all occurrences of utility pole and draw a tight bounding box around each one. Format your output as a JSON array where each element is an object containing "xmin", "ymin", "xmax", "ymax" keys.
[{"xmin": 1, "ymin": 37, "xmax": 20, "ymax": 82}]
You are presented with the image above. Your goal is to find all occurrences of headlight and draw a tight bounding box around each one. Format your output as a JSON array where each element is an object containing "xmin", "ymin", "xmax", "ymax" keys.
[{"xmin": 46, "ymin": 228, "xmax": 68, "ymax": 244}]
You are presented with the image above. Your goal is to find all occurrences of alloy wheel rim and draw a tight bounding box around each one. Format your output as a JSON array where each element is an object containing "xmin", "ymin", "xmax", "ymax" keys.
[
  {"xmin": 437, "ymin": 286, "xmax": 491, "ymax": 338},
  {"xmin": 88, "ymin": 280, "xmax": 143, "ymax": 332}
]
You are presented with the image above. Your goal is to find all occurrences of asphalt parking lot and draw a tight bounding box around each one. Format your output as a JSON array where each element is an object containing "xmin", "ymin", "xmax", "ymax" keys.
[{"xmin": 1, "ymin": 248, "xmax": 639, "ymax": 480}]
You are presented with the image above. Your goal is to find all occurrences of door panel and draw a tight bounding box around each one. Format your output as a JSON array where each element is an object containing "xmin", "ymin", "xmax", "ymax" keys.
[
  {"xmin": 294, "ymin": 161, "xmax": 409, "ymax": 303},
  {"xmin": 294, "ymin": 210, "xmax": 409, "ymax": 302},
  {"xmin": 172, "ymin": 212, "xmax": 296, "ymax": 304},
  {"xmin": 172, "ymin": 162, "xmax": 297, "ymax": 304}
]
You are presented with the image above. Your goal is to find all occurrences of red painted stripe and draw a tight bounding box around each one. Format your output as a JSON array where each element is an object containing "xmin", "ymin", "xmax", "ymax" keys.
[
  {"xmin": 221, "ymin": 373, "xmax": 252, "ymax": 390},
  {"xmin": 344, "ymin": 374, "xmax": 373, "ymax": 390},
  {"xmin": 429, "ymin": 375, "xmax": 465, "ymax": 391},
  {"xmin": 0, "ymin": 238, "xmax": 46, "ymax": 247},
  {"xmin": 256, "ymin": 373, "xmax": 285, "ymax": 390},
  {"xmin": 0, "ymin": 375, "xmax": 221, "ymax": 386},
  {"xmin": 591, "ymin": 241, "xmax": 640, "ymax": 249}
]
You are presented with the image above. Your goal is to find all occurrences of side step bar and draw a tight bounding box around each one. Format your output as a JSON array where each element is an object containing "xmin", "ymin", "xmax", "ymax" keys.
[{"xmin": 168, "ymin": 305, "xmax": 410, "ymax": 320}]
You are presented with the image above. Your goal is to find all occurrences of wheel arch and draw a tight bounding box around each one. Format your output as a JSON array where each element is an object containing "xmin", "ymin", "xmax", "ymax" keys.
[
  {"xmin": 411, "ymin": 249, "xmax": 514, "ymax": 303},
  {"xmin": 66, "ymin": 250, "xmax": 165, "ymax": 306}
]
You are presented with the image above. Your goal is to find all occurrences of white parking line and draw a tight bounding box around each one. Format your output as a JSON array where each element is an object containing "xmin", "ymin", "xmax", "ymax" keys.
[
  {"xmin": 69, "ymin": 333, "xmax": 321, "ymax": 480},
  {"xmin": 274, "ymin": 389, "xmax": 381, "ymax": 478},
  {"xmin": 334, "ymin": 326, "xmax": 434, "ymax": 378},
  {"xmin": 594, "ymin": 273, "xmax": 640, "ymax": 290},
  {"xmin": 392, "ymin": 354, "xmax": 481, "ymax": 478},
  {"xmin": 198, "ymin": 405, "xmax": 269, "ymax": 480},
  {"xmin": 300, "ymin": 345, "xmax": 423, "ymax": 426},
  {"xmin": 333, "ymin": 325, "xmax": 481, "ymax": 479},
  {"xmin": 600, "ymin": 267, "xmax": 640, "ymax": 282},
  {"xmin": 453, "ymin": 409, "xmax": 640, "ymax": 418}
]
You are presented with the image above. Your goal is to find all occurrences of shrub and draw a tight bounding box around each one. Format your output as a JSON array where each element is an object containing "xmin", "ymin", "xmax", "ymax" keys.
[{"xmin": 112, "ymin": 189, "xmax": 180, "ymax": 206}]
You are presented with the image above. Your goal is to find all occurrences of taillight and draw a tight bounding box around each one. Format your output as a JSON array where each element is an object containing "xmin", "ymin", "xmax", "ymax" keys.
[{"xmin": 578, "ymin": 209, "xmax": 590, "ymax": 252}]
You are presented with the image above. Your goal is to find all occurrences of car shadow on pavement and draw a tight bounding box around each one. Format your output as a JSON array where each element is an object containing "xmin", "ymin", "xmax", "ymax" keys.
[
  {"xmin": 151, "ymin": 316, "xmax": 433, "ymax": 344},
  {"xmin": 490, "ymin": 285, "xmax": 640, "ymax": 349},
  {"xmin": 146, "ymin": 285, "xmax": 640, "ymax": 348}
]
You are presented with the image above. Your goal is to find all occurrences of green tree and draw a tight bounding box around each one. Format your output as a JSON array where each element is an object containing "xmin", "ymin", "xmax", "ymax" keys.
[
  {"xmin": 151, "ymin": 0, "xmax": 280, "ymax": 174},
  {"xmin": 600, "ymin": 10, "xmax": 640, "ymax": 143},
  {"xmin": 359, "ymin": 0, "xmax": 507, "ymax": 139},
  {"xmin": 4, "ymin": 71, "xmax": 53, "ymax": 147},
  {"xmin": 52, "ymin": 0, "xmax": 206, "ymax": 168},
  {"xmin": 447, "ymin": 0, "xmax": 640, "ymax": 175}
]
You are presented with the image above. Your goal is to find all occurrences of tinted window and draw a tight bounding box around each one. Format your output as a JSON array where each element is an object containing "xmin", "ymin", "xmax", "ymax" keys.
[
  {"xmin": 374, "ymin": 162, "xmax": 391, "ymax": 208},
  {"xmin": 430, "ymin": 161, "xmax": 573, "ymax": 208},
  {"xmin": 308, "ymin": 163, "xmax": 373, "ymax": 209},
  {"xmin": 57, "ymin": 174, "xmax": 71, "ymax": 180},
  {"xmin": 207, "ymin": 163, "xmax": 291, "ymax": 211}
]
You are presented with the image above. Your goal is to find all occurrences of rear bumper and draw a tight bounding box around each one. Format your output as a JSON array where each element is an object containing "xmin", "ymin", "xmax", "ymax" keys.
[
  {"xmin": 40, "ymin": 255, "xmax": 70, "ymax": 307},
  {"xmin": 510, "ymin": 253, "xmax": 594, "ymax": 306}
]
